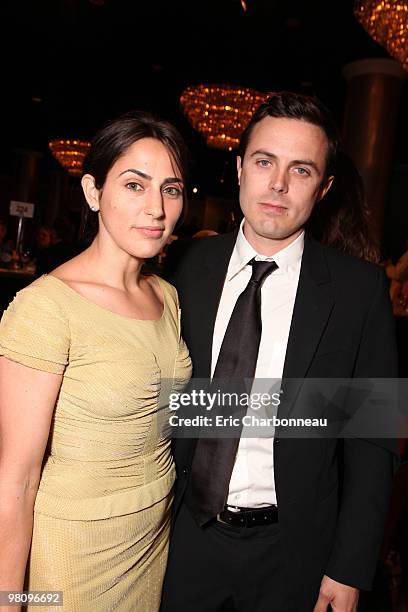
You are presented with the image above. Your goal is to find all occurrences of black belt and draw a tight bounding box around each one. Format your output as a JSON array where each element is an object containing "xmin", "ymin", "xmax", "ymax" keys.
[{"xmin": 216, "ymin": 505, "xmax": 278, "ymax": 527}]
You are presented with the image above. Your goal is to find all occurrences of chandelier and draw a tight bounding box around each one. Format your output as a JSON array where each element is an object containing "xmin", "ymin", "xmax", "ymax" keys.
[
  {"xmin": 48, "ymin": 139, "xmax": 91, "ymax": 176},
  {"xmin": 180, "ymin": 84, "xmax": 267, "ymax": 151},
  {"xmin": 354, "ymin": 1, "xmax": 408, "ymax": 71}
]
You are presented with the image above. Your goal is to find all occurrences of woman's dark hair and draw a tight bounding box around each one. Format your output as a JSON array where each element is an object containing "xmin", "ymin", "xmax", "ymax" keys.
[
  {"xmin": 80, "ymin": 110, "xmax": 190, "ymax": 243},
  {"xmin": 238, "ymin": 91, "xmax": 379, "ymax": 262},
  {"xmin": 307, "ymin": 150, "xmax": 380, "ymax": 263}
]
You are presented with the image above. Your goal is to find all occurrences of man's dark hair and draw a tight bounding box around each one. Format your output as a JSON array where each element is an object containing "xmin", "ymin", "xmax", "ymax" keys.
[
  {"xmin": 239, "ymin": 91, "xmax": 339, "ymax": 179},
  {"xmin": 238, "ymin": 91, "xmax": 379, "ymax": 262}
]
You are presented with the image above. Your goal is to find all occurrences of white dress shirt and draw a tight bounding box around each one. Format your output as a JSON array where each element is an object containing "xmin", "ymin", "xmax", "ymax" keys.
[{"xmin": 211, "ymin": 220, "xmax": 304, "ymax": 508}]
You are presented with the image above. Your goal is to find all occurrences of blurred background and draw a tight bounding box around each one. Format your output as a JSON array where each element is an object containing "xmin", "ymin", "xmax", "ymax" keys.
[{"xmin": 0, "ymin": 0, "xmax": 407, "ymax": 253}]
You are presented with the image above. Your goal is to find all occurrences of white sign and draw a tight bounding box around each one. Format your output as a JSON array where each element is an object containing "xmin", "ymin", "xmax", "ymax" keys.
[{"xmin": 10, "ymin": 200, "xmax": 35, "ymax": 218}]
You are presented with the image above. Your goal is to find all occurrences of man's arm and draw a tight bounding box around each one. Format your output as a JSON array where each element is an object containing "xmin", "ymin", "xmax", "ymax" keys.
[{"xmin": 317, "ymin": 268, "xmax": 399, "ymax": 608}]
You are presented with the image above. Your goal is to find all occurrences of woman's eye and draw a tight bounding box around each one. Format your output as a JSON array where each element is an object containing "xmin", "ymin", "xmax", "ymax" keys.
[
  {"xmin": 163, "ymin": 186, "xmax": 182, "ymax": 197},
  {"xmin": 126, "ymin": 182, "xmax": 143, "ymax": 191},
  {"xmin": 256, "ymin": 159, "xmax": 271, "ymax": 167}
]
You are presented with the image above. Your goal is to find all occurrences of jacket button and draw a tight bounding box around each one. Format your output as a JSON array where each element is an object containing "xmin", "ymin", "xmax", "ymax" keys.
[
  {"xmin": 182, "ymin": 468, "xmax": 189, "ymax": 476},
  {"xmin": 275, "ymin": 439, "xmax": 280, "ymax": 446}
]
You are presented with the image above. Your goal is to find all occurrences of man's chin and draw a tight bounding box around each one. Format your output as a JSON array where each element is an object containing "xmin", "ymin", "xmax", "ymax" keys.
[{"xmin": 255, "ymin": 222, "xmax": 301, "ymax": 243}]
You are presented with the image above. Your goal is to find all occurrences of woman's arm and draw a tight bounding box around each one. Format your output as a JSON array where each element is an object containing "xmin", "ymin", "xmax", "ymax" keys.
[{"xmin": 0, "ymin": 357, "xmax": 62, "ymax": 602}]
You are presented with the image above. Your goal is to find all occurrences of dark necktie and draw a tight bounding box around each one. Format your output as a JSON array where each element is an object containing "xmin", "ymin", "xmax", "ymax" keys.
[{"xmin": 185, "ymin": 258, "xmax": 278, "ymax": 525}]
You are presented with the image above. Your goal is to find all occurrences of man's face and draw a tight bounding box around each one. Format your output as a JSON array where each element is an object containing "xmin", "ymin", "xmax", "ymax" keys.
[{"xmin": 237, "ymin": 116, "xmax": 333, "ymax": 254}]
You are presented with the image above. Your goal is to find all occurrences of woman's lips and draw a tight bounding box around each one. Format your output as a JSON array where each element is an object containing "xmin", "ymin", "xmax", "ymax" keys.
[{"xmin": 134, "ymin": 227, "xmax": 165, "ymax": 238}]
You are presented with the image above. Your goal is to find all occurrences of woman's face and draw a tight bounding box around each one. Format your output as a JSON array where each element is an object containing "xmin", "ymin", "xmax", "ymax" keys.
[{"xmin": 85, "ymin": 137, "xmax": 184, "ymax": 261}]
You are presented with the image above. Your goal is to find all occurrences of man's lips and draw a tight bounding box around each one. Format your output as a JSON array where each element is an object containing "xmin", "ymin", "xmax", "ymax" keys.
[{"xmin": 259, "ymin": 202, "xmax": 287, "ymax": 214}]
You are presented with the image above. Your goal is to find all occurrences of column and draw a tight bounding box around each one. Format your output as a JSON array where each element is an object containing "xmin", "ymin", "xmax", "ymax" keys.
[{"xmin": 342, "ymin": 58, "xmax": 406, "ymax": 246}]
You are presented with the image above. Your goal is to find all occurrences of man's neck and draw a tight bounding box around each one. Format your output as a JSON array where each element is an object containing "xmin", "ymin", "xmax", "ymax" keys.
[{"xmin": 242, "ymin": 224, "xmax": 304, "ymax": 257}]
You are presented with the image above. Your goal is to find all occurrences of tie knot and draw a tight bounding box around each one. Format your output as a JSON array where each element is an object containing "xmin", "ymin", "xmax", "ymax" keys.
[{"xmin": 249, "ymin": 258, "xmax": 278, "ymax": 286}]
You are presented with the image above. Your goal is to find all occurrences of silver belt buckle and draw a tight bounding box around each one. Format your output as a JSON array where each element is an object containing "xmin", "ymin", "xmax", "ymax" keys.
[{"xmin": 216, "ymin": 513, "xmax": 228, "ymax": 524}]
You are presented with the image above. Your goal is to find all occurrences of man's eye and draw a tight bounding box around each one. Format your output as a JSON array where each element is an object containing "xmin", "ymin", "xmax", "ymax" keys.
[
  {"xmin": 126, "ymin": 182, "xmax": 143, "ymax": 191},
  {"xmin": 256, "ymin": 159, "xmax": 271, "ymax": 167},
  {"xmin": 163, "ymin": 186, "xmax": 183, "ymax": 197},
  {"xmin": 294, "ymin": 167, "xmax": 310, "ymax": 176}
]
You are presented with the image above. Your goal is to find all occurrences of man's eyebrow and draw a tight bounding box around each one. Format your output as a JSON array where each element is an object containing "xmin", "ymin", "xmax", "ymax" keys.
[
  {"xmin": 250, "ymin": 149, "xmax": 277, "ymax": 160},
  {"xmin": 250, "ymin": 150, "xmax": 321, "ymax": 174},
  {"xmin": 117, "ymin": 168, "xmax": 184, "ymax": 184}
]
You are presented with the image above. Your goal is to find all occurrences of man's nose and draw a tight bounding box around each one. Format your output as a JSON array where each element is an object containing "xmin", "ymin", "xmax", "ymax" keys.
[{"xmin": 269, "ymin": 170, "xmax": 288, "ymax": 194}]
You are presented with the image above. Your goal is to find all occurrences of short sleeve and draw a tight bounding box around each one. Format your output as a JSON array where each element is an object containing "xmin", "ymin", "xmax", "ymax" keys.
[{"xmin": 0, "ymin": 283, "xmax": 70, "ymax": 374}]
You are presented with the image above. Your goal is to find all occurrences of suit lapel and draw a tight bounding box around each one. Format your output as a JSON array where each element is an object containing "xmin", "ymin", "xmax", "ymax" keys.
[
  {"xmin": 189, "ymin": 231, "xmax": 238, "ymax": 378},
  {"xmin": 278, "ymin": 234, "xmax": 334, "ymax": 421}
]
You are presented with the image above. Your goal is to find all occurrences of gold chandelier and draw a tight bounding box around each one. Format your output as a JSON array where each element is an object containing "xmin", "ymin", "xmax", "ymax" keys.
[
  {"xmin": 180, "ymin": 84, "xmax": 267, "ymax": 151},
  {"xmin": 354, "ymin": 1, "xmax": 408, "ymax": 71},
  {"xmin": 49, "ymin": 139, "xmax": 91, "ymax": 176}
]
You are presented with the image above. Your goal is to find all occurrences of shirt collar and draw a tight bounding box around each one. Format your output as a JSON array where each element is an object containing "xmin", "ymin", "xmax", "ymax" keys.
[{"xmin": 227, "ymin": 218, "xmax": 304, "ymax": 281}]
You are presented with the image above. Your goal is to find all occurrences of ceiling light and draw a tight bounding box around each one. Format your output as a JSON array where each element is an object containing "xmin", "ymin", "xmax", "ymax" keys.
[
  {"xmin": 49, "ymin": 139, "xmax": 91, "ymax": 177},
  {"xmin": 354, "ymin": 1, "xmax": 408, "ymax": 71},
  {"xmin": 180, "ymin": 84, "xmax": 266, "ymax": 151}
]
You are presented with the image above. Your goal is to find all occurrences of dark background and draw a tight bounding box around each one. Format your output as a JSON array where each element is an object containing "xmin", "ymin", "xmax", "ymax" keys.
[{"xmin": 0, "ymin": 0, "xmax": 407, "ymax": 253}]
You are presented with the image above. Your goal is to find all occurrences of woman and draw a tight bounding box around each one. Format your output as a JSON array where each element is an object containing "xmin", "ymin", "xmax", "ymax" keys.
[{"xmin": 0, "ymin": 111, "xmax": 192, "ymax": 610}]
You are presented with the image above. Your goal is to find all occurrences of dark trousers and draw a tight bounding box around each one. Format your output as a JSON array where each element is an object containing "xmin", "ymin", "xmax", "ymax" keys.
[{"xmin": 161, "ymin": 503, "xmax": 292, "ymax": 612}]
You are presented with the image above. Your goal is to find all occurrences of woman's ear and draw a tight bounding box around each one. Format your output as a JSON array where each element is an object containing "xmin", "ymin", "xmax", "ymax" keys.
[{"xmin": 81, "ymin": 174, "xmax": 100, "ymax": 212}]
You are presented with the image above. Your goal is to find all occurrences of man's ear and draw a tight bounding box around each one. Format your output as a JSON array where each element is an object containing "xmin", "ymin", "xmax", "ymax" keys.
[
  {"xmin": 81, "ymin": 174, "xmax": 100, "ymax": 212},
  {"xmin": 237, "ymin": 156, "xmax": 242, "ymax": 186},
  {"xmin": 318, "ymin": 175, "xmax": 334, "ymax": 202}
]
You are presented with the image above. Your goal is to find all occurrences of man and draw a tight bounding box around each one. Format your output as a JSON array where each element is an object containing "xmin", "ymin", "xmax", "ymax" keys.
[{"xmin": 161, "ymin": 92, "xmax": 398, "ymax": 612}]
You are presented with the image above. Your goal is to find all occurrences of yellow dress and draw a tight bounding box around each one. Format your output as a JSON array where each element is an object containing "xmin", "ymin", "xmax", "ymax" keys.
[{"xmin": 0, "ymin": 274, "xmax": 192, "ymax": 611}]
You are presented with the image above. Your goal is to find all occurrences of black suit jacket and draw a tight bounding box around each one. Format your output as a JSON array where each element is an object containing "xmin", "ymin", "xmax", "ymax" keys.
[{"xmin": 167, "ymin": 231, "xmax": 398, "ymax": 607}]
